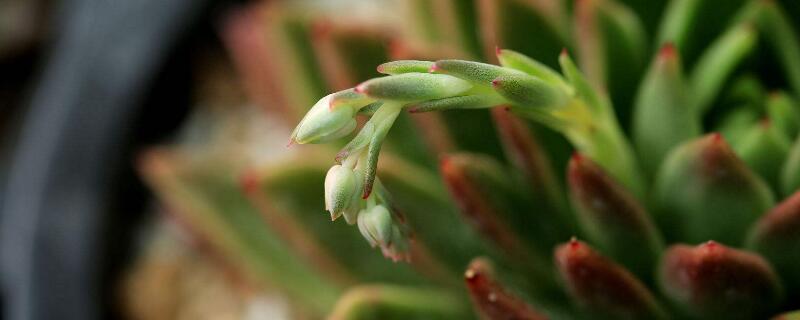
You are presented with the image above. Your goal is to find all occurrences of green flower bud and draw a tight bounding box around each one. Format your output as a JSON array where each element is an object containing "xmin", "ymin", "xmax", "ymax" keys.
[
  {"xmin": 324, "ymin": 165, "xmax": 361, "ymax": 222},
  {"xmin": 291, "ymin": 93, "xmax": 357, "ymax": 144},
  {"xmin": 357, "ymin": 205, "xmax": 393, "ymax": 247}
]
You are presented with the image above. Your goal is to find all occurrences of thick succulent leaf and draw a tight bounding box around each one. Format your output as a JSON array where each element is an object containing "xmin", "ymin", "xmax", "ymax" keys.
[
  {"xmin": 554, "ymin": 239, "xmax": 666, "ymax": 320},
  {"xmin": 738, "ymin": 0, "xmax": 800, "ymax": 97},
  {"xmin": 747, "ymin": 190, "xmax": 800, "ymax": 298},
  {"xmin": 715, "ymin": 106, "xmax": 759, "ymax": 147},
  {"xmin": 767, "ymin": 91, "xmax": 800, "ymax": 138},
  {"xmin": 656, "ymin": 0, "xmax": 747, "ymax": 65},
  {"xmin": 782, "ymin": 136, "xmax": 800, "ymax": 195},
  {"xmin": 377, "ymin": 60, "xmax": 435, "ymax": 75},
  {"xmin": 431, "ymin": 59, "xmax": 525, "ymax": 84},
  {"xmin": 689, "ymin": 24, "xmax": 758, "ymax": 115},
  {"xmin": 355, "ymin": 73, "xmax": 472, "ymax": 101},
  {"xmin": 659, "ymin": 241, "xmax": 783, "ymax": 319},
  {"xmin": 654, "ymin": 133, "xmax": 775, "ymax": 245},
  {"xmin": 491, "ymin": 108, "xmax": 570, "ymax": 227},
  {"xmin": 327, "ymin": 285, "xmax": 472, "ymax": 320},
  {"xmin": 574, "ymin": 0, "xmax": 647, "ymax": 128},
  {"xmin": 733, "ymin": 121, "xmax": 791, "ymax": 190},
  {"xmin": 464, "ymin": 258, "xmax": 549, "ymax": 320},
  {"xmin": 491, "ymin": 73, "xmax": 570, "ymax": 110},
  {"xmin": 497, "ymin": 48, "xmax": 571, "ymax": 91},
  {"xmin": 632, "ymin": 43, "xmax": 700, "ymax": 177},
  {"xmin": 439, "ymin": 153, "xmax": 564, "ymax": 278},
  {"xmin": 567, "ymin": 154, "xmax": 663, "ymax": 282}
]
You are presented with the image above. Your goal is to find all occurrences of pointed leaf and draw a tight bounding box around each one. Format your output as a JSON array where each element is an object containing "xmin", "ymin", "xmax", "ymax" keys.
[
  {"xmin": 554, "ymin": 239, "xmax": 666, "ymax": 319},
  {"xmin": 659, "ymin": 241, "xmax": 783, "ymax": 319},
  {"xmin": 355, "ymin": 73, "xmax": 472, "ymax": 102},
  {"xmin": 747, "ymin": 190, "xmax": 800, "ymax": 295},
  {"xmin": 654, "ymin": 133, "xmax": 775, "ymax": 245},
  {"xmin": 733, "ymin": 120, "xmax": 791, "ymax": 190},
  {"xmin": 633, "ymin": 43, "xmax": 700, "ymax": 177},
  {"xmin": 567, "ymin": 153, "xmax": 663, "ymax": 281},
  {"xmin": 465, "ymin": 258, "xmax": 549, "ymax": 320}
]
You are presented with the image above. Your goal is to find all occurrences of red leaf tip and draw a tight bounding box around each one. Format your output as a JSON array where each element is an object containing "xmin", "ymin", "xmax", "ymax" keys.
[
  {"xmin": 354, "ymin": 83, "xmax": 367, "ymax": 94},
  {"xmin": 659, "ymin": 42, "xmax": 677, "ymax": 58},
  {"xmin": 560, "ymin": 48, "xmax": 569, "ymax": 57},
  {"xmin": 239, "ymin": 171, "xmax": 259, "ymax": 195},
  {"xmin": 428, "ymin": 64, "xmax": 440, "ymax": 73},
  {"xmin": 495, "ymin": 46, "xmax": 502, "ymax": 56}
]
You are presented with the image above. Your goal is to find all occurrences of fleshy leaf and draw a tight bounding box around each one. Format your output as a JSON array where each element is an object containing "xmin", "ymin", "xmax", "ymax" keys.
[
  {"xmin": 465, "ymin": 258, "xmax": 549, "ymax": 320},
  {"xmin": 491, "ymin": 73, "xmax": 569, "ymax": 110},
  {"xmin": 567, "ymin": 153, "xmax": 663, "ymax": 281},
  {"xmin": 554, "ymin": 239, "xmax": 666, "ymax": 319},
  {"xmin": 377, "ymin": 60, "xmax": 435, "ymax": 75},
  {"xmin": 632, "ymin": 43, "xmax": 700, "ymax": 177},
  {"xmin": 653, "ymin": 133, "xmax": 774, "ymax": 245},
  {"xmin": 733, "ymin": 120, "xmax": 791, "ymax": 190},
  {"xmin": 659, "ymin": 241, "xmax": 783, "ymax": 319},
  {"xmin": 747, "ymin": 190, "xmax": 800, "ymax": 297},
  {"xmin": 355, "ymin": 73, "xmax": 472, "ymax": 101}
]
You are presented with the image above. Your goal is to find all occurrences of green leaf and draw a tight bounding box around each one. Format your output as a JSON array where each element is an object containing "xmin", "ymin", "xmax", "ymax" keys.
[
  {"xmin": 633, "ymin": 43, "xmax": 700, "ymax": 177},
  {"xmin": 654, "ymin": 134, "xmax": 775, "ymax": 245},
  {"xmin": 747, "ymin": 190, "xmax": 800, "ymax": 297},
  {"xmin": 689, "ymin": 24, "xmax": 758, "ymax": 115},
  {"xmin": 733, "ymin": 121, "xmax": 791, "ymax": 191},
  {"xmin": 355, "ymin": 73, "xmax": 472, "ymax": 102},
  {"xmin": 567, "ymin": 154, "xmax": 663, "ymax": 282}
]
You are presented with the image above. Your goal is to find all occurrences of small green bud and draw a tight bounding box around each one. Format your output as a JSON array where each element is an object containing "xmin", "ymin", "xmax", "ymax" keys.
[
  {"xmin": 354, "ymin": 73, "xmax": 472, "ymax": 102},
  {"xmin": 324, "ymin": 165, "xmax": 361, "ymax": 223},
  {"xmin": 357, "ymin": 205, "xmax": 393, "ymax": 247},
  {"xmin": 291, "ymin": 93, "xmax": 357, "ymax": 144}
]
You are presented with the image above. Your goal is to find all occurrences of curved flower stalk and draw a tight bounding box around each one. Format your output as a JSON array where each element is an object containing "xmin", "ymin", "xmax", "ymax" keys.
[{"xmin": 292, "ymin": 49, "xmax": 646, "ymax": 254}]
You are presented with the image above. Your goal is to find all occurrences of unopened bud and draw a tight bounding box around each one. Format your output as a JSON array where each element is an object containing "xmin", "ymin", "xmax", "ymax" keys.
[
  {"xmin": 357, "ymin": 205, "xmax": 393, "ymax": 247},
  {"xmin": 291, "ymin": 93, "xmax": 357, "ymax": 144},
  {"xmin": 325, "ymin": 165, "xmax": 360, "ymax": 222}
]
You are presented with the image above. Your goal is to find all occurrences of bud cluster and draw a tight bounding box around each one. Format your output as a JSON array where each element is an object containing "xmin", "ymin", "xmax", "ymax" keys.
[{"xmin": 291, "ymin": 49, "xmax": 646, "ymax": 256}]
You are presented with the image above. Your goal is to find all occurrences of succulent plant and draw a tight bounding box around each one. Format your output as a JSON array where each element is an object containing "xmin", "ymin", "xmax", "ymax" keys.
[{"xmin": 140, "ymin": 0, "xmax": 800, "ymax": 319}]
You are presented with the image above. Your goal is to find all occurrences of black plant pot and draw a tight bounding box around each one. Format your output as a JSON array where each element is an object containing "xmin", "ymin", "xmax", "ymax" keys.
[{"xmin": 0, "ymin": 0, "xmax": 227, "ymax": 318}]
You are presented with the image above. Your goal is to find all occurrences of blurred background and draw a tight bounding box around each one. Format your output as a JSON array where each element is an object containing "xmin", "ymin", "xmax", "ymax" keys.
[{"xmin": 0, "ymin": 0, "xmax": 425, "ymax": 319}]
